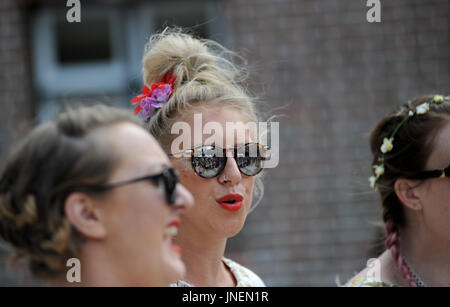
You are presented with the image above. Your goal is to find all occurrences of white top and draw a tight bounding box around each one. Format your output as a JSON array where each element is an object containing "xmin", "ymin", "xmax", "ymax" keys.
[{"xmin": 170, "ymin": 257, "xmax": 266, "ymax": 287}]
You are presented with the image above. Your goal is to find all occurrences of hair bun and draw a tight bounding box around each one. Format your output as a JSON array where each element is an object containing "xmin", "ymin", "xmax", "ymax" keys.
[{"xmin": 142, "ymin": 28, "xmax": 243, "ymax": 89}]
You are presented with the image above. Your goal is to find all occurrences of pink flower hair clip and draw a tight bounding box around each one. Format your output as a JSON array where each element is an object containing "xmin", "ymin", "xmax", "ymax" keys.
[{"xmin": 131, "ymin": 70, "xmax": 177, "ymax": 121}]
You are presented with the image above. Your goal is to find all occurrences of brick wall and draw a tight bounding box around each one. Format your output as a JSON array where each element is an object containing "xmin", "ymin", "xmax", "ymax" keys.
[
  {"xmin": 0, "ymin": 0, "xmax": 34, "ymax": 159},
  {"xmin": 0, "ymin": 0, "xmax": 36, "ymax": 285},
  {"xmin": 0, "ymin": 0, "xmax": 448, "ymax": 286},
  {"xmin": 221, "ymin": 0, "xmax": 449, "ymax": 286}
]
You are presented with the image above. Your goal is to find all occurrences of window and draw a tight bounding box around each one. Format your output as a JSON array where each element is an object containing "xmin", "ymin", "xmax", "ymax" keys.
[
  {"xmin": 55, "ymin": 18, "xmax": 112, "ymax": 64},
  {"xmin": 31, "ymin": 1, "xmax": 223, "ymax": 122}
]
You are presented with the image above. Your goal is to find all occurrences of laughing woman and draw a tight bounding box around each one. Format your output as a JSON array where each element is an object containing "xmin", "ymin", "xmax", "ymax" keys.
[
  {"xmin": 131, "ymin": 29, "xmax": 268, "ymax": 286},
  {"xmin": 346, "ymin": 94, "xmax": 450, "ymax": 287},
  {"xmin": 0, "ymin": 105, "xmax": 193, "ymax": 286}
]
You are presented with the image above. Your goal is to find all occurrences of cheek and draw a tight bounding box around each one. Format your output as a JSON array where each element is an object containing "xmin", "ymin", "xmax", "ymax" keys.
[
  {"xmin": 180, "ymin": 172, "xmax": 213, "ymax": 203},
  {"xmin": 243, "ymin": 177, "xmax": 255, "ymax": 202},
  {"xmin": 426, "ymin": 203, "xmax": 450, "ymax": 240},
  {"xmin": 172, "ymin": 158, "xmax": 192, "ymax": 173},
  {"xmin": 180, "ymin": 169, "xmax": 190, "ymax": 180},
  {"xmin": 173, "ymin": 160, "xmax": 210, "ymax": 198},
  {"xmin": 173, "ymin": 162, "xmax": 203, "ymax": 190},
  {"xmin": 423, "ymin": 182, "xmax": 450, "ymax": 237},
  {"xmin": 115, "ymin": 191, "xmax": 168, "ymax": 241},
  {"xmin": 436, "ymin": 184, "xmax": 450, "ymax": 221}
]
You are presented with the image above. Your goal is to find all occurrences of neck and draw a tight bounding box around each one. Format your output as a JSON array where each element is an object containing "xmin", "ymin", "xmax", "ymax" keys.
[
  {"xmin": 56, "ymin": 241, "xmax": 160, "ymax": 286},
  {"xmin": 400, "ymin": 222, "xmax": 450, "ymax": 286},
  {"xmin": 174, "ymin": 224, "xmax": 235, "ymax": 286},
  {"xmin": 44, "ymin": 246, "xmax": 111, "ymax": 287},
  {"xmin": 76, "ymin": 242, "xmax": 124, "ymax": 286}
]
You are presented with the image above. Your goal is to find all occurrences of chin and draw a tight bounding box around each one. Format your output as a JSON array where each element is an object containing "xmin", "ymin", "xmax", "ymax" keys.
[
  {"xmin": 224, "ymin": 229, "xmax": 244, "ymax": 238},
  {"xmin": 219, "ymin": 217, "xmax": 247, "ymax": 238}
]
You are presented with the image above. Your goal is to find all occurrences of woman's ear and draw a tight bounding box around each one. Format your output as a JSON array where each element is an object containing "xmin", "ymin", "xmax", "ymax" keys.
[
  {"xmin": 64, "ymin": 192, "xmax": 107, "ymax": 240},
  {"xmin": 394, "ymin": 178, "xmax": 423, "ymax": 211}
]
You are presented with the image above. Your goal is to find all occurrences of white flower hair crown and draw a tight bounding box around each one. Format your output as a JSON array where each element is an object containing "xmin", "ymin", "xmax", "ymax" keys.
[{"xmin": 370, "ymin": 95, "xmax": 450, "ymax": 189}]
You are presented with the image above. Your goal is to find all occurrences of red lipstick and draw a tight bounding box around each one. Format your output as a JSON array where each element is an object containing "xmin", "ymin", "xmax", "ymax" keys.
[
  {"xmin": 170, "ymin": 245, "xmax": 182, "ymax": 254},
  {"xmin": 167, "ymin": 219, "xmax": 181, "ymax": 227},
  {"xmin": 217, "ymin": 194, "xmax": 243, "ymax": 212},
  {"xmin": 165, "ymin": 219, "xmax": 182, "ymax": 254}
]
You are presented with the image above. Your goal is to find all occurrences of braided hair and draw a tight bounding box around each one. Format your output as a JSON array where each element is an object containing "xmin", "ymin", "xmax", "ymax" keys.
[{"xmin": 369, "ymin": 94, "xmax": 450, "ymax": 286}]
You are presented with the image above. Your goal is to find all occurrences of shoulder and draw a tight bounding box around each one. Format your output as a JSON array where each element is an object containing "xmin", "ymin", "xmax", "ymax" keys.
[
  {"xmin": 344, "ymin": 275, "xmax": 396, "ymax": 287},
  {"xmin": 169, "ymin": 280, "xmax": 193, "ymax": 287},
  {"xmin": 222, "ymin": 257, "xmax": 266, "ymax": 287},
  {"xmin": 344, "ymin": 257, "xmax": 398, "ymax": 287}
]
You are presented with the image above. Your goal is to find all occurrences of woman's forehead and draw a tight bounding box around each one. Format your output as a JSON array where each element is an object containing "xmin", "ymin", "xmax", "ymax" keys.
[
  {"xmin": 427, "ymin": 122, "xmax": 450, "ymax": 169},
  {"xmin": 176, "ymin": 107, "xmax": 256, "ymax": 147},
  {"xmin": 181, "ymin": 104, "xmax": 249, "ymax": 122},
  {"xmin": 97, "ymin": 123, "xmax": 169, "ymax": 173}
]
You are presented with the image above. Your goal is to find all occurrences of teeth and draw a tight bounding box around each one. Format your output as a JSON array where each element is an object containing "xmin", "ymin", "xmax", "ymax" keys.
[{"xmin": 164, "ymin": 226, "xmax": 178, "ymax": 237}]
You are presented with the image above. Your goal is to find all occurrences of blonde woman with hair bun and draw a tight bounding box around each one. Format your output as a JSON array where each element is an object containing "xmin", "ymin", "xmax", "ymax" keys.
[{"xmin": 134, "ymin": 28, "xmax": 267, "ymax": 287}]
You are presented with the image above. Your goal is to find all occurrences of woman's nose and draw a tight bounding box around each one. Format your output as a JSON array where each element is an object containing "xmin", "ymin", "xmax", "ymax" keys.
[{"xmin": 218, "ymin": 157, "xmax": 242, "ymax": 185}]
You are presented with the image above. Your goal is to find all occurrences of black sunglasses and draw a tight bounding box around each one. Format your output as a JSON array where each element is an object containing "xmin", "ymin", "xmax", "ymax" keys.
[
  {"xmin": 168, "ymin": 143, "xmax": 269, "ymax": 179},
  {"xmin": 86, "ymin": 167, "xmax": 179, "ymax": 205},
  {"xmin": 407, "ymin": 164, "xmax": 450, "ymax": 180}
]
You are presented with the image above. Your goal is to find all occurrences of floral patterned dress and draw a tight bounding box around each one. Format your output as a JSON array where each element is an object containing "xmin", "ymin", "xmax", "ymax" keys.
[
  {"xmin": 345, "ymin": 275, "xmax": 396, "ymax": 287},
  {"xmin": 170, "ymin": 257, "xmax": 266, "ymax": 287}
]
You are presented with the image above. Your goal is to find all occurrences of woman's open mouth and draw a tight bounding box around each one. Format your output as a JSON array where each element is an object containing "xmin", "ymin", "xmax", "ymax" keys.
[
  {"xmin": 216, "ymin": 194, "xmax": 243, "ymax": 212},
  {"xmin": 164, "ymin": 219, "xmax": 182, "ymax": 254}
]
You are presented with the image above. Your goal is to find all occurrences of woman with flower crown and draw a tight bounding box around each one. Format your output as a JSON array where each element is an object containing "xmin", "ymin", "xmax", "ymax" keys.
[
  {"xmin": 346, "ymin": 94, "xmax": 450, "ymax": 287},
  {"xmin": 131, "ymin": 28, "xmax": 267, "ymax": 287}
]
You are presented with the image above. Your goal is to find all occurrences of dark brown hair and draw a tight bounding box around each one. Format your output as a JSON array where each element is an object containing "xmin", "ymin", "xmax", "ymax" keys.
[
  {"xmin": 370, "ymin": 94, "xmax": 450, "ymax": 286},
  {"xmin": 0, "ymin": 104, "xmax": 142, "ymax": 278}
]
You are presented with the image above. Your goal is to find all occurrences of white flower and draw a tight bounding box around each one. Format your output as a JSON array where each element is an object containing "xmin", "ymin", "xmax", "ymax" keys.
[
  {"xmin": 373, "ymin": 164, "xmax": 385, "ymax": 177},
  {"xmin": 369, "ymin": 176, "xmax": 377, "ymax": 189},
  {"xmin": 408, "ymin": 110, "xmax": 414, "ymax": 116},
  {"xmin": 416, "ymin": 102, "xmax": 430, "ymax": 115},
  {"xmin": 380, "ymin": 137, "xmax": 394, "ymax": 153},
  {"xmin": 433, "ymin": 95, "xmax": 444, "ymax": 103}
]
